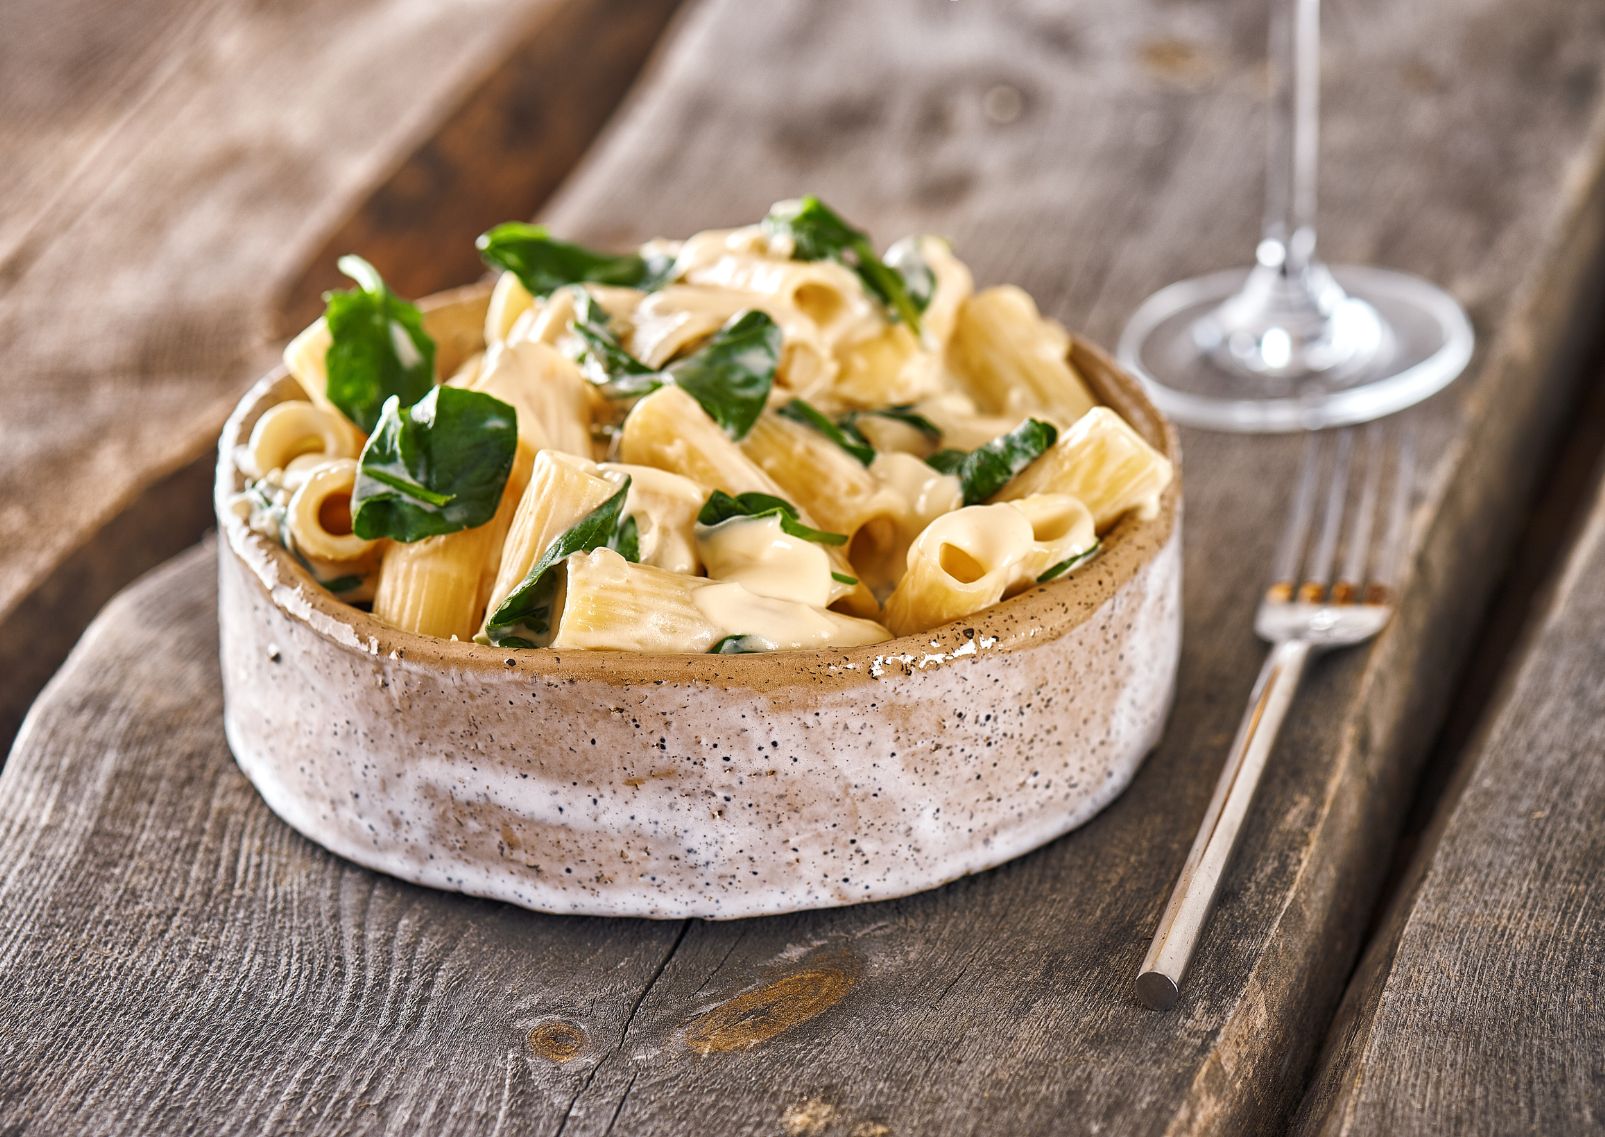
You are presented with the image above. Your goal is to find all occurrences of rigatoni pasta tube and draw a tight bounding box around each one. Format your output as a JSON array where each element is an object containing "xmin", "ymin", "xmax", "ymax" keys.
[
  {"xmin": 620, "ymin": 386, "xmax": 788, "ymax": 497},
  {"xmin": 624, "ymin": 286, "xmax": 769, "ymax": 364},
  {"xmin": 661, "ymin": 231, "xmax": 869, "ymax": 395},
  {"xmin": 905, "ymin": 235, "xmax": 972, "ymax": 352},
  {"xmin": 620, "ymin": 387, "xmax": 871, "ymax": 612},
  {"xmin": 483, "ymin": 449, "xmax": 618, "ymax": 624},
  {"xmin": 847, "ymin": 413, "xmax": 934, "ymax": 457},
  {"xmin": 506, "ymin": 286, "xmax": 575, "ymax": 348},
  {"xmin": 472, "ymin": 340, "xmax": 597, "ymax": 456},
  {"xmin": 625, "ymin": 287, "xmax": 730, "ymax": 368},
  {"xmin": 445, "ymin": 351, "xmax": 485, "ymax": 390},
  {"xmin": 681, "ymin": 247, "xmax": 878, "ymax": 347},
  {"xmin": 282, "ymin": 318, "xmax": 335, "ymax": 412},
  {"xmin": 372, "ymin": 442, "xmax": 535, "ymax": 640},
  {"xmin": 507, "ymin": 284, "xmax": 641, "ymax": 354},
  {"xmin": 285, "ymin": 459, "xmax": 378, "ymax": 564},
  {"xmin": 949, "ymin": 286, "xmax": 1095, "ymax": 424},
  {"xmin": 628, "ymin": 286, "xmax": 839, "ymax": 400},
  {"xmin": 550, "ymin": 549, "xmax": 721, "ymax": 653},
  {"xmin": 883, "ymin": 503, "xmax": 1032, "ymax": 636},
  {"xmin": 371, "ymin": 526, "xmax": 490, "ymax": 640},
  {"xmin": 740, "ymin": 412, "xmax": 903, "ymax": 544},
  {"xmin": 474, "ymin": 442, "xmax": 538, "ymax": 617},
  {"xmin": 999, "ymin": 407, "xmax": 1173, "ymax": 532},
  {"xmin": 597, "ymin": 462, "xmax": 707, "ymax": 575},
  {"xmin": 832, "ymin": 323, "xmax": 943, "ymax": 409},
  {"xmin": 484, "ymin": 271, "xmax": 534, "ymax": 346},
  {"xmin": 881, "ymin": 494, "xmax": 1093, "ymax": 636},
  {"xmin": 856, "ymin": 452, "xmax": 964, "ymax": 594},
  {"xmin": 1006, "ymin": 493, "xmax": 1097, "ymax": 582},
  {"xmin": 244, "ymin": 401, "xmax": 363, "ymax": 478},
  {"xmin": 907, "ymin": 393, "xmax": 1022, "ymax": 452},
  {"xmin": 551, "ymin": 549, "xmax": 891, "ymax": 653}
]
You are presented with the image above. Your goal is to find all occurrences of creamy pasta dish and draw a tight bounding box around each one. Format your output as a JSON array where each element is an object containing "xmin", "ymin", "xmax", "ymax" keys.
[{"xmin": 231, "ymin": 198, "xmax": 1172, "ymax": 653}]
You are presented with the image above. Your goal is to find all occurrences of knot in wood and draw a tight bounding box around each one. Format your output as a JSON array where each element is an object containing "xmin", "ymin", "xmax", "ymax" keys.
[
  {"xmin": 683, "ymin": 967, "xmax": 855, "ymax": 1054},
  {"xmin": 527, "ymin": 1018, "xmax": 587, "ymax": 1063}
]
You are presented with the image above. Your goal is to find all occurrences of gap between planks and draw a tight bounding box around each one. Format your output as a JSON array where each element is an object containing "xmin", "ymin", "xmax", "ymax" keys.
[{"xmin": 1295, "ymin": 293, "xmax": 1605, "ymax": 1136}]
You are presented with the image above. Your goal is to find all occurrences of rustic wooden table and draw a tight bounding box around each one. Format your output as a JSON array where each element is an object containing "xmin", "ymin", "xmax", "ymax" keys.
[{"xmin": 3, "ymin": 1, "xmax": 1603, "ymax": 1134}]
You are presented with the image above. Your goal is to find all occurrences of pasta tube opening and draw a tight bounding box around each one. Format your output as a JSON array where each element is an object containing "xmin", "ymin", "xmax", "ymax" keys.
[
  {"xmin": 244, "ymin": 401, "xmax": 363, "ymax": 478},
  {"xmin": 286, "ymin": 459, "xmax": 379, "ymax": 565}
]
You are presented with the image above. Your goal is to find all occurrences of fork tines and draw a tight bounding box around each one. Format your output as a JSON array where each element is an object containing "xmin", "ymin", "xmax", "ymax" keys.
[{"xmin": 1267, "ymin": 425, "xmax": 1416, "ymax": 608}]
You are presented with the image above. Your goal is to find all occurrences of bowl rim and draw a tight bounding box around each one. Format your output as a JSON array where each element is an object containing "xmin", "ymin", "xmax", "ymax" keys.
[{"xmin": 216, "ymin": 282, "xmax": 1181, "ymax": 690}]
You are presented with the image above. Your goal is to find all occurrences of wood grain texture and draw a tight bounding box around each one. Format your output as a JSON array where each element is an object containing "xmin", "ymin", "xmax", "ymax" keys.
[
  {"xmin": 0, "ymin": 0, "xmax": 682, "ymax": 752},
  {"xmin": 526, "ymin": 0, "xmax": 1605, "ymax": 1131},
  {"xmin": 1297, "ymin": 451, "xmax": 1605, "ymax": 1137},
  {"xmin": 4, "ymin": 0, "xmax": 1605, "ymax": 1134},
  {"xmin": 0, "ymin": 546, "xmax": 687, "ymax": 1136}
]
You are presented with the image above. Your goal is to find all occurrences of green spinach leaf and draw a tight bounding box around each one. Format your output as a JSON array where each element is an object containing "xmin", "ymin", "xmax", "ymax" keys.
[
  {"xmin": 477, "ymin": 223, "xmax": 676, "ymax": 296},
  {"xmin": 924, "ymin": 448, "xmax": 969, "ymax": 476},
  {"xmin": 762, "ymin": 197, "xmax": 925, "ymax": 332},
  {"xmin": 570, "ymin": 290, "xmax": 665, "ymax": 399},
  {"xmin": 322, "ymin": 255, "xmax": 436, "ymax": 434},
  {"xmin": 1037, "ymin": 541, "xmax": 1102, "ymax": 583},
  {"xmin": 885, "ymin": 236, "xmax": 937, "ymax": 315},
  {"xmin": 610, "ymin": 514, "xmax": 641, "ymax": 564},
  {"xmin": 709, "ymin": 634, "xmax": 771, "ymax": 654},
  {"xmin": 666, "ymin": 310, "xmax": 779, "ymax": 440},
  {"xmin": 778, "ymin": 398, "xmax": 874, "ymax": 466},
  {"xmin": 571, "ymin": 299, "xmax": 777, "ymax": 441},
  {"xmin": 481, "ymin": 479, "xmax": 634, "ymax": 648},
  {"xmin": 840, "ymin": 404, "xmax": 943, "ymax": 445},
  {"xmin": 923, "ymin": 418, "xmax": 1058, "ymax": 505},
  {"xmin": 352, "ymin": 385, "xmax": 518, "ymax": 542},
  {"xmin": 696, "ymin": 490, "xmax": 847, "ymax": 546},
  {"xmin": 243, "ymin": 479, "xmax": 372, "ymax": 596}
]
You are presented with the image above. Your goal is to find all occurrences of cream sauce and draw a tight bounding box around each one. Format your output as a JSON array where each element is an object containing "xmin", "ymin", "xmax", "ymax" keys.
[
  {"xmin": 598, "ymin": 461, "xmax": 706, "ymax": 575},
  {"xmin": 910, "ymin": 393, "xmax": 1025, "ymax": 452},
  {"xmin": 918, "ymin": 503, "xmax": 1036, "ymax": 587},
  {"xmin": 691, "ymin": 580, "xmax": 889, "ymax": 651},
  {"xmin": 857, "ymin": 452, "xmax": 964, "ymax": 593},
  {"xmin": 474, "ymin": 340, "xmax": 595, "ymax": 455},
  {"xmin": 697, "ymin": 515, "xmax": 834, "ymax": 607},
  {"xmin": 871, "ymin": 453, "xmax": 964, "ymax": 523}
]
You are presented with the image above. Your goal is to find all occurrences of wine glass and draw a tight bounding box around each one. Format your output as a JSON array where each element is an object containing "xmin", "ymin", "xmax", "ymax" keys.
[{"xmin": 1118, "ymin": 0, "xmax": 1473, "ymax": 432}]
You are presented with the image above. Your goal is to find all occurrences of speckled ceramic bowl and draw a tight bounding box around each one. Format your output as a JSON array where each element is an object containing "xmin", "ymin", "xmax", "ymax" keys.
[{"xmin": 215, "ymin": 284, "xmax": 1181, "ymax": 919}]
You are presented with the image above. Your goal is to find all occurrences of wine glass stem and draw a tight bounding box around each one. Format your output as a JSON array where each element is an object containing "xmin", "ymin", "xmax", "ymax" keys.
[
  {"xmin": 1262, "ymin": 0, "xmax": 1320, "ymax": 278},
  {"xmin": 1188, "ymin": 0, "xmax": 1384, "ymax": 383}
]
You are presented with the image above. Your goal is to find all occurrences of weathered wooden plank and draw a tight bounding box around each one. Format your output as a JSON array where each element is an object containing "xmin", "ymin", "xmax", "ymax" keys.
[
  {"xmin": 0, "ymin": 546, "xmax": 687, "ymax": 1136},
  {"xmin": 3, "ymin": 0, "xmax": 1605, "ymax": 1135},
  {"xmin": 0, "ymin": 0, "xmax": 231, "ymax": 264},
  {"xmin": 524, "ymin": 0, "xmax": 1605, "ymax": 1132},
  {"xmin": 1296, "ymin": 449, "xmax": 1605, "ymax": 1136},
  {"xmin": 0, "ymin": 0, "xmax": 682, "ymax": 751}
]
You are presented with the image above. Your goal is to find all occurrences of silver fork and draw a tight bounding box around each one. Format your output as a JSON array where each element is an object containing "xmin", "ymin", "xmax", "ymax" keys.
[{"xmin": 1135, "ymin": 423, "xmax": 1416, "ymax": 1011}]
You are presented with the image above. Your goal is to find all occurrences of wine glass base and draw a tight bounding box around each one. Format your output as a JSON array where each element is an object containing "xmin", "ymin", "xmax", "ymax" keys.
[{"xmin": 1118, "ymin": 265, "xmax": 1474, "ymax": 432}]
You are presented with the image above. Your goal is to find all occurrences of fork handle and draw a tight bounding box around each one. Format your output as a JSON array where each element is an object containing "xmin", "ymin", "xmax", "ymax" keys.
[{"xmin": 1136, "ymin": 638, "xmax": 1313, "ymax": 1010}]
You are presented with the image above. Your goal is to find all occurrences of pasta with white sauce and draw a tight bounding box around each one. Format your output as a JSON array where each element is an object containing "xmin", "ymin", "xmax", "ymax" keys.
[{"xmin": 231, "ymin": 198, "xmax": 1172, "ymax": 653}]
